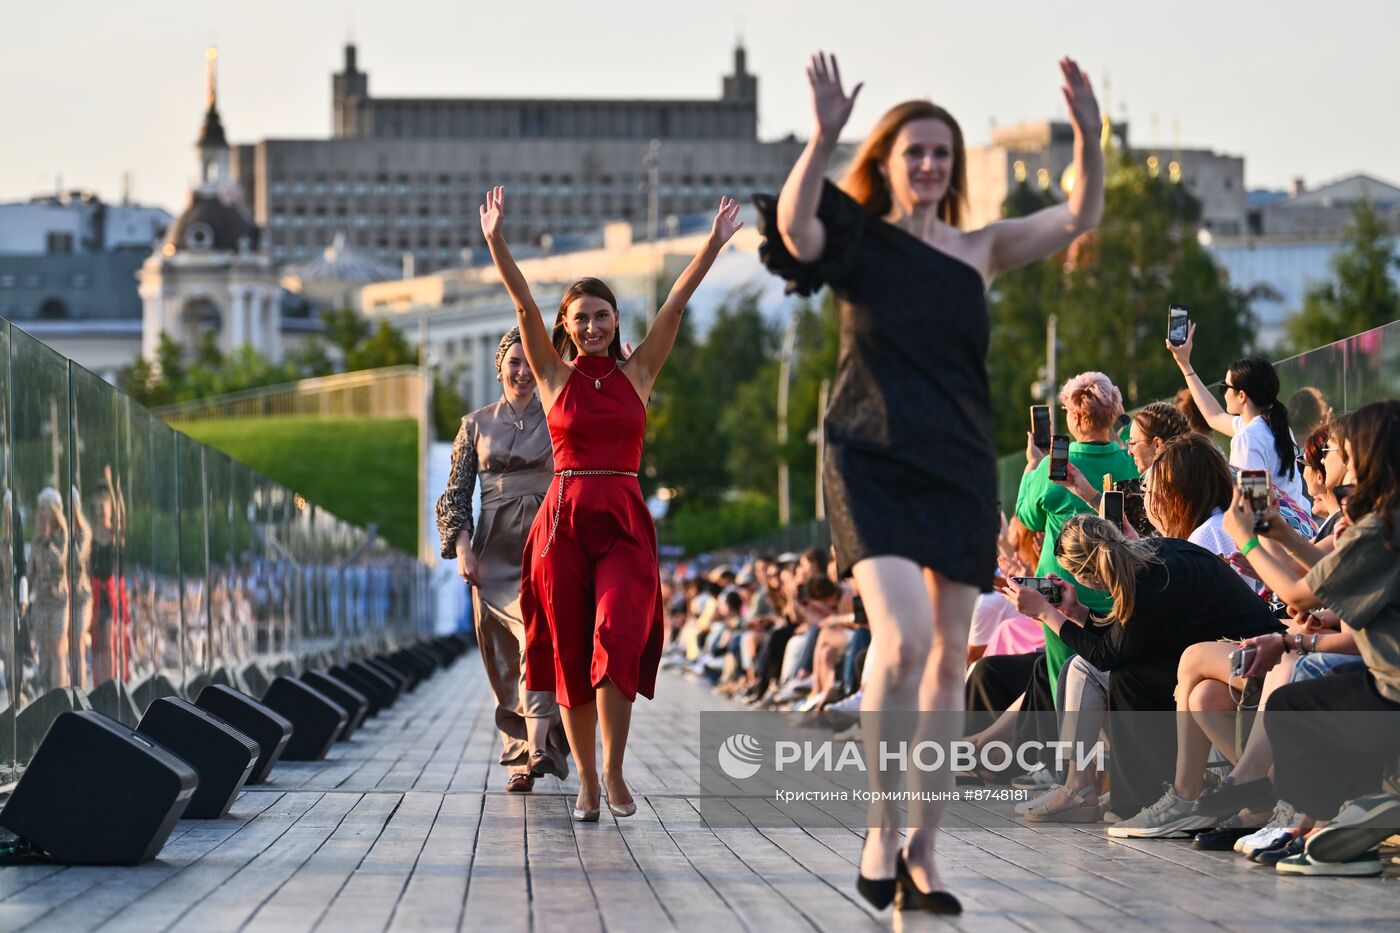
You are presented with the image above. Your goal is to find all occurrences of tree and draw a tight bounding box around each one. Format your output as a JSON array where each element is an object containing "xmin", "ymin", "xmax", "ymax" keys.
[
  {"xmin": 348, "ymin": 320, "xmax": 417, "ymax": 370},
  {"xmin": 1285, "ymin": 199, "xmax": 1400, "ymax": 353},
  {"xmin": 985, "ymin": 152, "xmax": 1253, "ymax": 454},
  {"xmin": 319, "ymin": 307, "xmax": 372, "ymax": 363}
]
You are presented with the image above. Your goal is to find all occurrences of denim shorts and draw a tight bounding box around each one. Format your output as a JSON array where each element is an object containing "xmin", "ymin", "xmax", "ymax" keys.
[{"xmin": 1290, "ymin": 652, "xmax": 1365, "ymax": 682}]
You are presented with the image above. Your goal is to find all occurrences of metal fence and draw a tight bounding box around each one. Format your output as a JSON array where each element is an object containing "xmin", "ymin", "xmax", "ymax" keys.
[{"xmin": 0, "ymin": 323, "xmax": 431, "ymax": 785}]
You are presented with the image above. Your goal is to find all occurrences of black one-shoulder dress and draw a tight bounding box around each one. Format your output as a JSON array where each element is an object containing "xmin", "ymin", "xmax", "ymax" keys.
[{"xmin": 755, "ymin": 182, "xmax": 998, "ymax": 590}]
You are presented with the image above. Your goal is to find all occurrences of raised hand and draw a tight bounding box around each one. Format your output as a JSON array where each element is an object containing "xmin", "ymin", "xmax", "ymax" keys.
[
  {"xmin": 710, "ymin": 196, "xmax": 744, "ymax": 245},
  {"xmin": 1059, "ymin": 57, "xmax": 1101, "ymax": 142},
  {"xmin": 807, "ymin": 51, "xmax": 862, "ymax": 141},
  {"xmin": 1166, "ymin": 320, "xmax": 1195, "ymax": 369},
  {"xmin": 479, "ymin": 185, "xmax": 506, "ymax": 241}
]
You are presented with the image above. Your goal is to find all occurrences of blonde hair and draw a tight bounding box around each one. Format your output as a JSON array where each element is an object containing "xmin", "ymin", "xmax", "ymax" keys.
[{"xmin": 1054, "ymin": 514, "xmax": 1161, "ymax": 625}]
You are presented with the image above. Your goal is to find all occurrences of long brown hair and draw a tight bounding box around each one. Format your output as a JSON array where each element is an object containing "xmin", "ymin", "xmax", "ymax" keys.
[
  {"xmin": 552, "ymin": 277, "xmax": 626, "ymax": 361},
  {"xmin": 1055, "ymin": 514, "xmax": 1162, "ymax": 626},
  {"xmin": 1149, "ymin": 434, "xmax": 1233, "ymax": 539},
  {"xmin": 1340, "ymin": 399, "xmax": 1400, "ymax": 546},
  {"xmin": 840, "ymin": 100, "xmax": 968, "ymax": 227}
]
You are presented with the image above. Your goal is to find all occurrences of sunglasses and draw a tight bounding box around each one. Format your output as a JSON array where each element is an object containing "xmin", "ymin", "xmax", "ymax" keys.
[{"xmin": 1216, "ymin": 381, "xmax": 1240, "ymax": 394}]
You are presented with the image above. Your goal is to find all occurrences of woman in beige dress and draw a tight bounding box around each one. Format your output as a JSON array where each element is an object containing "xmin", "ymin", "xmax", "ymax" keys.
[{"xmin": 436, "ymin": 327, "xmax": 569, "ymax": 792}]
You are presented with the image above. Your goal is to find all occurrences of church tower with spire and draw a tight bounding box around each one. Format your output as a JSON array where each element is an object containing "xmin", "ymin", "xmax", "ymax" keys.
[{"xmin": 140, "ymin": 47, "xmax": 283, "ymax": 365}]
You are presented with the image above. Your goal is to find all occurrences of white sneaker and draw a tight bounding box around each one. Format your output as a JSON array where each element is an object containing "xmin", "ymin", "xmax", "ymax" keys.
[
  {"xmin": 1235, "ymin": 800, "xmax": 1301, "ymax": 856},
  {"xmin": 827, "ymin": 690, "xmax": 863, "ymax": 713},
  {"xmin": 1107, "ymin": 784, "xmax": 1216, "ymax": 839}
]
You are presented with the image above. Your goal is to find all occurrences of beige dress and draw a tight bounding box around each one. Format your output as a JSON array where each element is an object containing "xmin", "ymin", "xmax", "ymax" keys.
[{"xmin": 436, "ymin": 395, "xmax": 568, "ymax": 776}]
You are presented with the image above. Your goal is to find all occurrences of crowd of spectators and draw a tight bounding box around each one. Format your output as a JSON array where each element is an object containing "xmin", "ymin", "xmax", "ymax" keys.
[{"xmin": 661, "ymin": 329, "xmax": 1400, "ymax": 878}]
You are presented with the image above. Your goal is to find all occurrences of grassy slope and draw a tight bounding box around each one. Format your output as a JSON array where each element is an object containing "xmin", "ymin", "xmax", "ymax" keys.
[{"xmin": 176, "ymin": 416, "xmax": 419, "ymax": 553}]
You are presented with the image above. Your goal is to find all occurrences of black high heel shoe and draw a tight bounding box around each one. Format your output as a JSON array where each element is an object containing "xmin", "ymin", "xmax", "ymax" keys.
[
  {"xmin": 895, "ymin": 850, "xmax": 962, "ymax": 914},
  {"xmin": 855, "ymin": 836, "xmax": 897, "ymax": 910}
]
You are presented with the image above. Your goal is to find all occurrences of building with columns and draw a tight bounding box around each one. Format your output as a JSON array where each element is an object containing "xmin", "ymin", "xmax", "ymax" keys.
[{"xmin": 140, "ymin": 48, "xmax": 284, "ymax": 363}]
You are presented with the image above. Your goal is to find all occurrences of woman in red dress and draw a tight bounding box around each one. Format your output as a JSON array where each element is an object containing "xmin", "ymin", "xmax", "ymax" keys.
[{"xmin": 479, "ymin": 185, "xmax": 744, "ymax": 821}]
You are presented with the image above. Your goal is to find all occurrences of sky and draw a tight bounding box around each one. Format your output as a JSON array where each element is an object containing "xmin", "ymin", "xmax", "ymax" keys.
[{"xmin": 3, "ymin": 0, "xmax": 1397, "ymax": 214}]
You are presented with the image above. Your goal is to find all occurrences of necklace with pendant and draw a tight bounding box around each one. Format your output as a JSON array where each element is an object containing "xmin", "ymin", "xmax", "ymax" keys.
[{"xmin": 583, "ymin": 360, "xmax": 619, "ymax": 390}]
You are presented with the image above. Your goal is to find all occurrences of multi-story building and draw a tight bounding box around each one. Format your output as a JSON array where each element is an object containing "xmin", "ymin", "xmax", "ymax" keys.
[
  {"xmin": 1205, "ymin": 173, "xmax": 1400, "ymax": 349},
  {"xmin": 231, "ymin": 43, "xmax": 805, "ymax": 273},
  {"xmin": 963, "ymin": 120, "xmax": 1248, "ymax": 236},
  {"xmin": 0, "ymin": 191, "xmax": 170, "ymax": 380}
]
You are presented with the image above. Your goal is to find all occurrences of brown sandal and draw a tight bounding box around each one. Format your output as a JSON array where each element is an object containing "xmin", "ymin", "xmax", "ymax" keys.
[{"xmin": 506, "ymin": 771, "xmax": 535, "ymax": 793}]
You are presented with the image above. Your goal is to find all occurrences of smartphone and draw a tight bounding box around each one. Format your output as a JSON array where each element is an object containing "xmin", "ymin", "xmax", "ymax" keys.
[
  {"xmin": 1229, "ymin": 646, "xmax": 1256, "ymax": 679},
  {"xmin": 1030, "ymin": 405, "xmax": 1052, "ymax": 452},
  {"xmin": 1239, "ymin": 469, "xmax": 1271, "ymax": 532},
  {"xmin": 1011, "ymin": 576, "xmax": 1063, "ymax": 605},
  {"xmin": 1168, "ymin": 305, "xmax": 1190, "ymax": 346},
  {"xmin": 852, "ymin": 595, "xmax": 867, "ymax": 626},
  {"xmin": 1115, "ymin": 479, "xmax": 1153, "ymax": 536},
  {"xmin": 1099, "ymin": 489, "xmax": 1124, "ymax": 527},
  {"xmin": 1048, "ymin": 434, "xmax": 1071, "ymax": 482}
]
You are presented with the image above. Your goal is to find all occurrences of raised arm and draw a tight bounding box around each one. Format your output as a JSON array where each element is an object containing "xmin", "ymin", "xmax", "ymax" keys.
[
  {"xmin": 776, "ymin": 52, "xmax": 862, "ymax": 262},
  {"xmin": 982, "ymin": 58, "xmax": 1104, "ymax": 279},
  {"xmin": 626, "ymin": 197, "xmax": 743, "ymax": 398},
  {"xmin": 1166, "ymin": 321, "xmax": 1235, "ymax": 434},
  {"xmin": 479, "ymin": 187, "xmax": 570, "ymax": 405}
]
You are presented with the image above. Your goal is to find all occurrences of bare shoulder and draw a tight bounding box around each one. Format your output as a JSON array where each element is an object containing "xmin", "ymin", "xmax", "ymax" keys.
[{"xmin": 937, "ymin": 226, "xmax": 995, "ymax": 286}]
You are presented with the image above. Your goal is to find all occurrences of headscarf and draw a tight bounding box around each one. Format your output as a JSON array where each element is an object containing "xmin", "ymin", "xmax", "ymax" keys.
[{"xmin": 495, "ymin": 326, "xmax": 522, "ymax": 375}]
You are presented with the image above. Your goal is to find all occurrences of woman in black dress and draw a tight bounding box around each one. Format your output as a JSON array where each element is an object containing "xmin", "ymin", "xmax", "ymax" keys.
[{"xmin": 758, "ymin": 52, "xmax": 1104, "ymax": 912}]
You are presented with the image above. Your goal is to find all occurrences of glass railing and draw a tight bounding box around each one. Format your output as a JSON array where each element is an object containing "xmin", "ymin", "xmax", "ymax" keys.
[
  {"xmin": 709, "ymin": 320, "xmax": 1398, "ymax": 559},
  {"xmin": 996, "ymin": 319, "xmax": 1400, "ymax": 511},
  {"xmin": 0, "ymin": 320, "xmax": 430, "ymax": 783}
]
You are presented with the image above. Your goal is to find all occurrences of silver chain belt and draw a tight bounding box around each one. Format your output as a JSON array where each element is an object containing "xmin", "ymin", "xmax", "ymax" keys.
[{"xmin": 539, "ymin": 469, "xmax": 639, "ymax": 558}]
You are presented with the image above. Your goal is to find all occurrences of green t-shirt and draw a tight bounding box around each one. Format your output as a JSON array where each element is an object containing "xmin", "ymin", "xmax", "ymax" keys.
[{"xmin": 1015, "ymin": 440, "xmax": 1140, "ymax": 702}]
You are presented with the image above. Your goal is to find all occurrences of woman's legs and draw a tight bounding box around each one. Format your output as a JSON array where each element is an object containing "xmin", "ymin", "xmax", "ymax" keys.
[
  {"xmin": 1173, "ymin": 642, "xmax": 1241, "ymax": 799},
  {"xmin": 851, "ymin": 556, "xmax": 934, "ymax": 881},
  {"xmin": 559, "ymin": 700, "xmax": 600, "ymax": 811},
  {"xmin": 1225, "ymin": 653, "xmax": 1297, "ymax": 783},
  {"xmin": 1031, "ymin": 655, "xmax": 1110, "ymax": 808},
  {"xmin": 597, "ymin": 679, "xmax": 634, "ymax": 807},
  {"xmin": 904, "ymin": 571, "xmax": 976, "ymax": 893}
]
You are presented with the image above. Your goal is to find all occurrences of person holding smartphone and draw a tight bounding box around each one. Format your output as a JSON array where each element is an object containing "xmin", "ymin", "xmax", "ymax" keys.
[
  {"xmin": 756, "ymin": 50, "xmax": 1104, "ymax": 913},
  {"xmin": 1016, "ymin": 371, "xmax": 1138, "ymax": 704},
  {"xmin": 1221, "ymin": 399, "xmax": 1400, "ymax": 875},
  {"xmin": 1016, "ymin": 514, "xmax": 1281, "ymax": 827},
  {"xmin": 1167, "ymin": 325, "xmax": 1308, "ymax": 508}
]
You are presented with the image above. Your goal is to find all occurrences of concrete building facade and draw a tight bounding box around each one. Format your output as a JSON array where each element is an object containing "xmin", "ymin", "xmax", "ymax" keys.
[
  {"xmin": 232, "ymin": 44, "xmax": 804, "ymax": 272},
  {"xmin": 963, "ymin": 120, "xmax": 1247, "ymax": 236}
]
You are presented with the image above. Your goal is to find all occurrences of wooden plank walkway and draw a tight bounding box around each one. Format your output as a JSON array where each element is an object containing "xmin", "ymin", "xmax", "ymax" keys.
[{"xmin": 1, "ymin": 654, "xmax": 1396, "ymax": 931}]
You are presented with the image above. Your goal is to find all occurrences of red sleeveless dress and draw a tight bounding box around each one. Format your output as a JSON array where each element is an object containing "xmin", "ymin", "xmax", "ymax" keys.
[{"xmin": 520, "ymin": 355, "xmax": 664, "ymax": 708}]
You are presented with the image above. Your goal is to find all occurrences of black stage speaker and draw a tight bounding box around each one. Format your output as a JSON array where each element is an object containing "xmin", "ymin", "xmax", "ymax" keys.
[
  {"xmin": 195, "ymin": 684, "xmax": 294, "ymax": 784},
  {"xmin": 330, "ymin": 664, "xmax": 390, "ymax": 716},
  {"xmin": 301, "ymin": 671, "xmax": 369, "ymax": 740},
  {"xmin": 418, "ymin": 641, "xmax": 453, "ymax": 667},
  {"xmin": 261, "ymin": 677, "xmax": 347, "ymax": 761},
  {"xmin": 369, "ymin": 655, "xmax": 416, "ymax": 689},
  {"xmin": 0, "ymin": 711, "xmax": 198, "ymax": 864},
  {"xmin": 406, "ymin": 644, "xmax": 443, "ymax": 671},
  {"xmin": 352, "ymin": 659, "xmax": 404, "ymax": 703},
  {"xmin": 377, "ymin": 653, "xmax": 424, "ymax": 690},
  {"xmin": 137, "ymin": 697, "xmax": 261, "ymax": 819}
]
